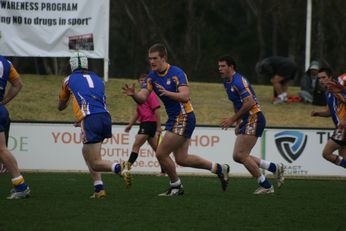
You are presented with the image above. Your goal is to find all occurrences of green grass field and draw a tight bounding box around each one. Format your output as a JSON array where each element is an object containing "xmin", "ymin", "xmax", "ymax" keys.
[
  {"xmin": 7, "ymin": 74, "xmax": 333, "ymax": 128},
  {"xmin": 1, "ymin": 75, "xmax": 340, "ymax": 231},
  {"xmin": 0, "ymin": 173, "xmax": 345, "ymax": 231}
]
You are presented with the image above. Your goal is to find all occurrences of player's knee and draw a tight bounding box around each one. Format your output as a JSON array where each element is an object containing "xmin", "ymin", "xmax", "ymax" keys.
[
  {"xmin": 175, "ymin": 157, "xmax": 188, "ymax": 167},
  {"xmin": 0, "ymin": 146, "xmax": 7, "ymax": 155},
  {"xmin": 233, "ymin": 153, "xmax": 244, "ymax": 163},
  {"xmin": 322, "ymin": 151, "xmax": 331, "ymax": 160}
]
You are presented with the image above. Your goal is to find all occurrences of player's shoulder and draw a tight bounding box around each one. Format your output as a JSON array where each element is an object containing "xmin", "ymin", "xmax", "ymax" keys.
[{"xmin": 169, "ymin": 65, "xmax": 184, "ymax": 74}]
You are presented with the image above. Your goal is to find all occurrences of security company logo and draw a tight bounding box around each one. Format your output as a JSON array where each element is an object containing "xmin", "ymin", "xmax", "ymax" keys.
[{"xmin": 274, "ymin": 131, "xmax": 307, "ymax": 163}]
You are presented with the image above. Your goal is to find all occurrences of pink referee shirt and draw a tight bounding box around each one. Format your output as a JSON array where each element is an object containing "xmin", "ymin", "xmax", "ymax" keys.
[{"xmin": 137, "ymin": 91, "xmax": 160, "ymax": 122}]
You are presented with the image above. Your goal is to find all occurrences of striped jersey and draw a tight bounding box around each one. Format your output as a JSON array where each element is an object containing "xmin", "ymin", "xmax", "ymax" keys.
[
  {"xmin": 59, "ymin": 70, "xmax": 108, "ymax": 121},
  {"xmin": 223, "ymin": 72, "xmax": 261, "ymax": 119},
  {"xmin": 0, "ymin": 55, "xmax": 20, "ymax": 101},
  {"xmin": 326, "ymin": 92, "xmax": 346, "ymax": 127},
  {"xmin": 143, "ymin": 64, "xmax": 193, "ymax": 118}
]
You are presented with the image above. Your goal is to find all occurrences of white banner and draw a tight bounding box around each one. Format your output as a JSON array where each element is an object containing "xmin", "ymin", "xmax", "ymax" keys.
[
  {"xmin": 8, "ymin": 123, "xmax": 258, "ymax": 175},
  {"xmin": 265, "ymin": 128, "xmax": 346, "ymax": 177},
  {"xmin": 7, "ymin": 123, "xmax": 346, "ymax": 177},
  {"xmin": 0, "ymin": 0, "xmax": 109, "ymax": 58}
]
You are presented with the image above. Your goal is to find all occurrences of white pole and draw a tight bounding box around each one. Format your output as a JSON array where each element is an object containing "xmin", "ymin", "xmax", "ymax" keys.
[
  {"xmin": 103, "ymin": 0, "xmax": 110, "ymax": 82},
  {"xmin": 305, "ymin": 0, "xmax": 312, "ymax": 71}
]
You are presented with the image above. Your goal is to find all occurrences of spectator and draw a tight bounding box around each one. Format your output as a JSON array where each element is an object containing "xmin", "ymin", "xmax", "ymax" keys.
[{"xmin": 256, "ymin": 56, "xmax": 297, "ymax": 104}]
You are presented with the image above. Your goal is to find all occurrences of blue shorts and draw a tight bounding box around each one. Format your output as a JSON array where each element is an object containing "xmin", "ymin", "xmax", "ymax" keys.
[
  {"xmin": 81, "ymin": 113, "xmax": 112, "ymax": 144},
  {"xmin": 165, "ymin": 112, "xmax": 195, "ymax": 139},
  {"xmin": 331, "ymin": 128, "xmax": 346, "ymax": 146},
  {"xmin": 239, "ymin": 111, "xmax": 266, "ymax": 137},
  {"xmin": 0, "ymin": 105, "xmax": 9, "ymax": 132},
  {"xmin": 0, "ymin": 105, "xmax": 10, "ymax": 145}
]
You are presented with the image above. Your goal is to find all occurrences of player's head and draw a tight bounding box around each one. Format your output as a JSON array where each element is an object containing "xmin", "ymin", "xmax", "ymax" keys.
[
  {"xmin": 148, "ymin": 43, "xmax": 168, "ymax": 72},
  {"xmin": 69, "ymin": 52, "xmax": 88, "ymax": 72},
  {"xmin": 218, "ymin": 55, "xmax": 236, "ymax": 79},
  {"xmin": 138, "ymin": 73, "xmax": 147, "ymax": 87},
  {"xmin": 318, "ymin": 67, "xmax": 333, "ymax": 87}
]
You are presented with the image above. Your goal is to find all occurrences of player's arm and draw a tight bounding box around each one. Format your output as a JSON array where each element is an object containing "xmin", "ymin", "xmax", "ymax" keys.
[
  {"xmin": 220, "ymin": 96, "xmax": 254, "ymax": 129},
  {"xmin": 124, "ymin": 110, "xmax": 139, "ymax": 132},
  {"xmin": 122, "ymin": 84, "xmax": 150, "ymax": 104},
  {"xmin": 311, "ymin": 106, "xmax": 330, "ymax": 117},
  {"xmin": 1, "ymin": 77, "xmax": 23, "ymax": 105},
  {"xmin": 155, "ymin": 84, "xmax": 190, "ymax": 103},
  {"xmin": 58, "ymin": 99, "xmax": 69, "ymax": 111},
  {"xmin": 58, "ymin": 78, "xmax": 70, "ymax": 111}
]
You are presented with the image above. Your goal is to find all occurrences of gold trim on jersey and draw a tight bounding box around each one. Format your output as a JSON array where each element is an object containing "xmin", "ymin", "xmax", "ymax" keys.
[{"xmin": 173, "ymin": 113, "xmax": 187, "ymax": 136}]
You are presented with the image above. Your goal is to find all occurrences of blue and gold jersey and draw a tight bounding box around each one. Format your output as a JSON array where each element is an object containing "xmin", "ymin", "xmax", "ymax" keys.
[
  {"xmin": 59, "ymin": 70, "xmax": 108, "ymax": 121},
  {"xmin": 326, "ymin": 92, "xmax": 346, "ymax": 127},
  {"xmin": 223, "ymin": 72, "xmax": 261, "ymax": 118},
  {"xmin": 0, "ymin": 55, "xmax": 20, "ymax": 101},
  {"xmin": 143, "ymin": 64, "xmax": 193, "ymax": 118}
]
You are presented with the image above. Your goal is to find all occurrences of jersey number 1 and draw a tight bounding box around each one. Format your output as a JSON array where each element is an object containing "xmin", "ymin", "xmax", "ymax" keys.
[{"xmin": 83, "ymin": 74, "xmax": 94, "ymax": 88}]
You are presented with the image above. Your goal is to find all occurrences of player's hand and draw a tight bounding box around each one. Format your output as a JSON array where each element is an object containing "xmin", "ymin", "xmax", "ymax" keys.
[
  {"xmin": 154, "ymin": 83, "xmax": 169, "ymax": 96},
  {"xmin": 156, "ymin": 127, "xmax": 162, "ymax": 133},
  {"xmin": 220, "ymin": 117, "xmax": 235, "ymax": 129},
  {"xmin": 324, "ymin": 80, "xmax": 344, "ymax": 93},
  {"xmin": 122, "ymin": 83, "xmax": 136, "ymax": 96},
  {"xmin": 311, "ymin": 111, "xmax": 319, "ymax": 117},
  {"xmin": 235, "ymin": 124, "xmax": 240, "ymax": 135},
  {"xmin": 73, "ymin": 121, "xmax": 81, "ymax": 127},
  {"xmin": 338, "ymin": 119, "xmax": 346, "ymax": 129},
  {"xmin": 124, "ymin": 125, "xmax": 132, "ymax": 133}
]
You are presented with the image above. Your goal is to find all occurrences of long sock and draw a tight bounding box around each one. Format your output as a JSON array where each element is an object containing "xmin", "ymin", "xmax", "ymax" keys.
[
  {"xmin": 128, "ymin": 152, "xmax": 138, "ymax": 165},
  {"xmin": 112, "ymin": 163, "xmax": 121, "ymax": 174},
  {"xmin": 259, "ymin": 160, "xmax": 277, "ymax": 173},
  {"xmin": 257, "ymin": 175, "xmax": 272, "ymax": 189},
  {"xmin": 170, "ymin": 178, "xmax": 182, "ymax": 188},
  {"xmin": 94, "ymin": 180, "xmax": 104, "ymax": 193},
  {"xmin": 339, "ymin": 158, "xmax": 346, "ymax": 168},
  {"xmin": 12, "ymin": 175, "xmax": 28, "ymax": 192},
  {"xmin": 210, "ymin": 163, "xmax": 221, "ymax": 175}
]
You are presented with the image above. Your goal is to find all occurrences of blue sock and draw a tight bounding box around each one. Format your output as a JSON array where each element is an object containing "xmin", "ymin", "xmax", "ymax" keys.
[
  {"xmin": 268, "ymin": 163, "xmax": 277, "ymax": 173},
  {"xmin": 259, "ymin": 178, "xmax": 272, "ymax": 189},
  {"xmin": 113, "ymin": 163, "xmax": 121, "ymax": 174},
  {"xmin": 94, "ymin": 184, "xmax": 104, "ymax": 193},
  {"xmin": 216, "ymin": 164, "xmax": 222, "ymax": 175},
  {"xmin": 340, "ymin": 159, "xmax": 346, "ymax": 168},
  {"xmin": 15, "ymin": 183, "xmax": 28, "ymax": 192}
]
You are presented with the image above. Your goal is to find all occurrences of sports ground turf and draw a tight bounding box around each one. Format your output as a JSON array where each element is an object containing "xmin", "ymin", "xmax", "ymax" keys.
[{"xmin": 0, "ymin": 173, "xmax": 345, "ymax": 231}]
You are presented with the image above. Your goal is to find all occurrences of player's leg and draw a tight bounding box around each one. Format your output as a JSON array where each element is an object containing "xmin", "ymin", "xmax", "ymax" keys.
[
  {"xmin": 338, "ymin": 146, "xmax": 346, "ymax": 168},
  {"xmin": 156, "ymin": 131, "xmax": 185, "ymax": 196},
  {"xmin": 127, "ymin": 134, "xmax": 148, "ymax": 166},
  {"xmin": 172, "ymin": 137, "xmax": 229, "ymax": 191},
  {"xmin": 0, "ymin": 107, "xmax": 30, "ymax": 199},
  {"xmin": 148, "ymin": 132, "xmax": 166, "ymax": 175},
  {"xmin": 82, "ymin": 113, "xmax": 131, "ymax": 188},
  {"xmin": 0, "ymin": 132, "xmax": 30, "ymax": 199},
  {"xmin": 233, "ymin": 135, "xmax": 273, "ymax": 194},
  {"xmin": 82, "ymin": 150, "xmax": 105, "ymax": 199},
  {"xmin": 323, "ymin": 138, "xmax": 344, "ymax": 167}
]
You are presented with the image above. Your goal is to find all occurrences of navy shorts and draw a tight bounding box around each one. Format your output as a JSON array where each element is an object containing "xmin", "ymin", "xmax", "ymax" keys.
[
  {"xmin": 138, "ymin": 121, "xmax": 157, "ymax": 138},
  {"xmin": 331, "ymin": 128, "xmax": 346, "ymax": 146},
  {"xmin": 81, "ymin": 113, "xmax": 112, "ymax": 144},
  {"xmin": 0, "ymin": 105, "xmax": 10, "ymax": 144},
  {"xmin": 239, "ymin": 111, "xmax": 266, "ymax": 137},
  {"xmin": 165, "ymin": 112, "xmax": 196, "ymax": 139}
]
